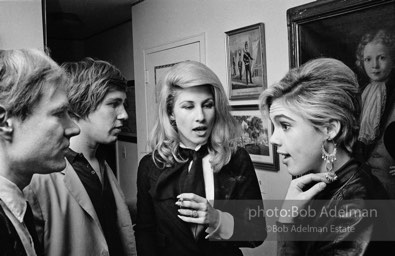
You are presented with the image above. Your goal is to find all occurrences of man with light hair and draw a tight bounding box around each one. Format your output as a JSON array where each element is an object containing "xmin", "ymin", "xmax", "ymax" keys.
[{"xmin": 0, "ymin": 49, "xmax": 80, "ymax": 255}]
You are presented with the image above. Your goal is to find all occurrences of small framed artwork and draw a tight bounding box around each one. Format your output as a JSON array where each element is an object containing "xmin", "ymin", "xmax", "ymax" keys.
[
  {"xmin": 231, "ymin": 105, "xmax": 278, "ymax": 171},
  {"xmin": 226, "ymin": 23, "xmax": 267, "ymax": 100}
]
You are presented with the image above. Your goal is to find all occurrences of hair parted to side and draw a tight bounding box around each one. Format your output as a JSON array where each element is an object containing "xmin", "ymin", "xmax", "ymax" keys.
[
  {"xmin": 259, "ymin": 58, "xmax": 360, "ymax": 154},
  {"xmin": 149, "ymin": 60, "xmax": 241, "ymax": 172},
  {"xmin": 355, "ymin": 29, "xmax": 395, "ymax": 73},
  {"xmin": 0, "ymin": 48, "xmax": 66, "ymax": 120},
  {"xmin": 62, "ymin": 57, "xmax": 127, "ymax": 120}
]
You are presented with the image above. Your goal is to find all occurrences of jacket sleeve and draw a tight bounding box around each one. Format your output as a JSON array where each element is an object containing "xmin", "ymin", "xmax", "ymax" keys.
[
  {"xmin": 135, "ymin": 155, "xmax": 159, "ymax": 256},
  {"xmin": 215, "ymin": 147, "xmax": 267, "ymax": 248}
]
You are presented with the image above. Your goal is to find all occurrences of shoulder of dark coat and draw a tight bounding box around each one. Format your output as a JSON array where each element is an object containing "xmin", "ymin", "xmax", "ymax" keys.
[{"xmin": 342, "ymin": 162, "xmax": 388, "ymax": 200}]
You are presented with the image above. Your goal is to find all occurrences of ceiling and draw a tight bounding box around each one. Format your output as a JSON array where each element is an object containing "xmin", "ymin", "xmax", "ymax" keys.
[{"xmin": 45, "ymin": 0, "xmax": 142, "ymax": 40}]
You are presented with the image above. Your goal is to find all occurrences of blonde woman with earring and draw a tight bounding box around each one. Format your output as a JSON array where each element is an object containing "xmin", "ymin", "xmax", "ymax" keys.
[{"xmin": 260, "ymin": 58, "xmax": 394, "ymax": 255}]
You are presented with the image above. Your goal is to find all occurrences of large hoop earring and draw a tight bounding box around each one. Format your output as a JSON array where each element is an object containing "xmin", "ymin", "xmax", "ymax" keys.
[{"xmin": 322, "ymin": 140, "xmax": 337, "ymax": 182}]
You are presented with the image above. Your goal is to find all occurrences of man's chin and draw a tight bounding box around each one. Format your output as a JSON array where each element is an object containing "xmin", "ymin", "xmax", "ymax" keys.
[
  {"xmin": 45, "ymin": 160, "xmax": 67, "ymax": 174},
  {"xmin": 103, "ymin": 135, "xmax": 118, "ymax": 145}
]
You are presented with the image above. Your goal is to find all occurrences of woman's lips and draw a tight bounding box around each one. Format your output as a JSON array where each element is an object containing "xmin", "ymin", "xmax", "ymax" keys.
[
  {"xmin": 279, "ymin": 153, "xmax": 291, "ymax": 164},
  {"xmin": 193, "ymin": 126, "xmax": 207, "ymax": 131},
  {"xmin": 193, "ymin": 126, "xmax": 208, "ymax": 136}
]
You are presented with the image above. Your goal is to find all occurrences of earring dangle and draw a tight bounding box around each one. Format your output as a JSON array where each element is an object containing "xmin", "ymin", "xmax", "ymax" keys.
[{"xmin": 321, "ymin": 140, "xmax": 338, "ymax": 182}]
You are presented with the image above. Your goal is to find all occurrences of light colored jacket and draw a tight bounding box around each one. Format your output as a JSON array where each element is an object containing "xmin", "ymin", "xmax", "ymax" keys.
[{"xmin": 25, "ymin": 160, "xmax": 137, "ymax": 256}]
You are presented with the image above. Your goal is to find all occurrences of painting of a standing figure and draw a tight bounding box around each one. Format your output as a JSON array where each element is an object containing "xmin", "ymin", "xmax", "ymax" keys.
[
  {"xmin": 243, "ymin": 41, "xmax": 254, "ymax": 85},
  {"xmin": 226, "ymin": 23, "xmax": 267, "ymax": 100}
]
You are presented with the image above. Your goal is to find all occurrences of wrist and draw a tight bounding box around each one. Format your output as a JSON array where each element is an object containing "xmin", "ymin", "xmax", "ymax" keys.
[{"xmin": 211, "ymin": 209, "xmax": 220, "ymax": 228}]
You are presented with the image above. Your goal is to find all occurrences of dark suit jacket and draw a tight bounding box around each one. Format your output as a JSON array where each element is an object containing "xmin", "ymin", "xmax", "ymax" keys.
[
  {"xmin": 135, "ymin": 147, "xmax": 266, "ymax": 256},
  {"xmin": 0, "ymin": 201, "xmax": 26, "ymax": 256}
]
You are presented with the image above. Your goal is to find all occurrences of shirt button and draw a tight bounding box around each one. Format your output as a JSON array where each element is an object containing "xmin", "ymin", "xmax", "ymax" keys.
[{"xmin": 91, "ymin": 171, "xmax": 95, "ymax": 175}]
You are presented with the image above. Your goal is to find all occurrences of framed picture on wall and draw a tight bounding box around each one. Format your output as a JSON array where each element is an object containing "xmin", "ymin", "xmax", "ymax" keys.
[
  {"xmin": 225, "ymin": 23, "xmax": 267, "ymax": 100},
  {"xmin": 231, "ymin": 105, "xmax": 278, "ymax": 171}
]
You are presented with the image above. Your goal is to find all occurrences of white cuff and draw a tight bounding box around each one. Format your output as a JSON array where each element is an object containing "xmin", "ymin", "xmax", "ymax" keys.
[{"xmin": 205, "ymin": 209, "xmax": 234, "ymax": 240}]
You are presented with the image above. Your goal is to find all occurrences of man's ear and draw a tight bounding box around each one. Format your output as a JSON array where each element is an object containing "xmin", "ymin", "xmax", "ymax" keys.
[
  {"xmin": 325, "ymin": 120, "xmax": 341, "ymax": 141},
  {"xmin": 0, "ymin": 105, "xmax": 13, "ymax": 141}
]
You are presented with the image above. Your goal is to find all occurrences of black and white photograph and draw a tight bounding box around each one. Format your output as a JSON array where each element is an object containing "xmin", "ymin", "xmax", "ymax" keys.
[{"xmin": 2, "ymin": 0, "xmax": 395, "ymax": 255}]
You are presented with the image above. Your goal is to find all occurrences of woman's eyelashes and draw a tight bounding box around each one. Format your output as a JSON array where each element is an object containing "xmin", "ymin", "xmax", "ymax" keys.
[
  {"xmin": 181, "ymin": 103, "xmax": 194, "ymax": 110},
  {"xmin": 280, "ymin": 122, "xmax": 290, "ymax": 131},
  {"xmin": 203, "ymin": 101, "xmax": 214, "ymax": 109},
  {"xmin": 180, "ymin": 100, "xmax": 214, "ymax": 110},
  {"xmin": 273, "ymin": 119, "xmax": 291, "ymax": 132}
]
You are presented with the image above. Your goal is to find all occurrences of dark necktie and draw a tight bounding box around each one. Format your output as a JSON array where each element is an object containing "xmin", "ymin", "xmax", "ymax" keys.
[
  {"xmin": 178, "ymin": 144, "xmax": 208, "ymax": 197},
  {"xmin": 178, "ymin": 144, "xmax": 208, "ymax": 240},
  {"xmin": 24, "ymin": 202, "xmax": 42, "ymax": 255}
]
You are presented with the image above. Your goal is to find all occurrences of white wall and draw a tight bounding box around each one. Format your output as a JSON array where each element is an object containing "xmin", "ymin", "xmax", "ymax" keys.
[
  {"xmin": 116, "ymin": 140, "xmax": 138, "ymax": 216},
  {"xmin": 132, "ymin": 0, "xmax": 312, "ymax": 254},
  {"xmin": 0, "ymin": 0, "xmax": 44, "ymax": 50}
]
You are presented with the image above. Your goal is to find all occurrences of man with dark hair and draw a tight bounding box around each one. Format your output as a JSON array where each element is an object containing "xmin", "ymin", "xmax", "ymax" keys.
[{"xmin": 0, "ymin": 49, "xmax": 79, "ymax": 255}]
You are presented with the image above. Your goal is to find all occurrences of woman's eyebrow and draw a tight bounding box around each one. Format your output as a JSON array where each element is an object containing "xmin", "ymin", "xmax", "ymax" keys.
[{"xmin": 272, "ymin": 114, "xmax": 295, "ymax": 122}]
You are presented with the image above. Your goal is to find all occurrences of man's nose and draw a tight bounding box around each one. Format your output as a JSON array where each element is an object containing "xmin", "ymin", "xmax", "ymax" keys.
[{"xmin": 65, "ymin": 118, "xmax": 80, "ymax": 138}]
